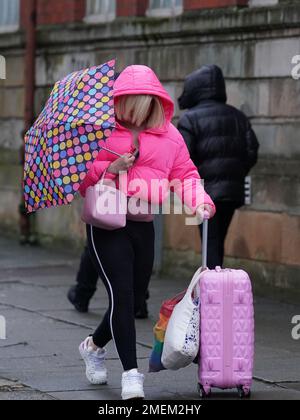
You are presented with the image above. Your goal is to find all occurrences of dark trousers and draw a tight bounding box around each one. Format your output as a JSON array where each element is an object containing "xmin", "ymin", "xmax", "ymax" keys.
[
  {"xmin": 86, "ymin": 220, "xmax": 155, "ymax": 371},
  {"xmin": 75, "ymin": 245, "xmax": 98, "ymax": 301},
  {"xmin": 199, "ymin": 202, "xmax": 236, "ymax": 269}
]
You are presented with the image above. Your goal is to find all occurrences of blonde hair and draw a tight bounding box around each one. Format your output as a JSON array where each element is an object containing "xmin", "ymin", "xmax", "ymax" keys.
[{"xmin": 115, "ymin": 95, "xmax": 165, "ymax": 129}]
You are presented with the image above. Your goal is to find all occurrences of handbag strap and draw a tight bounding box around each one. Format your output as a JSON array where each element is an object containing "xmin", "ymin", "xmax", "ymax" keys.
[
  {"xmin": 184, "ymin": 266, "xmax": 206, "ymax": 301},
  {"xmin": 96, "ymin": 169, "xmax": 108, "ymax": 187}
]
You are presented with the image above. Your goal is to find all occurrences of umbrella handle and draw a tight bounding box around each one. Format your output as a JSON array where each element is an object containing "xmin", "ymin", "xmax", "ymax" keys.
[
  {"xmin": 100, "ymin": 146, "xmax": 123, "ymax": 158},
  {"xmin": 100, "ymin": 146, "xmax": 138, "ymax": 159}
]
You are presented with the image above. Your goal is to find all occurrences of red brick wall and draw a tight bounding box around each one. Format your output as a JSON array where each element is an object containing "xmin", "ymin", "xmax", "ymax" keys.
[
  {"xmin": 184, "ymin": 0, "xmax": 248, "ymax": 10},
  {"xmin": 20, "ymin": 0, "xmax": 250, "ymax": 27},
  {"xmin": 20, "ymin": 0, "xmax": 32, "ymax": 27},
  {"xmin": 21, "ymin": 0, "xmax": 86, "ymax": 27},
  {"xmin": 117, "ymin": 0, "xmax": 149, "ymax": 17},
  {"xmin": 37, "ymin": 0, "xmax": 85, "ymax": 25}
]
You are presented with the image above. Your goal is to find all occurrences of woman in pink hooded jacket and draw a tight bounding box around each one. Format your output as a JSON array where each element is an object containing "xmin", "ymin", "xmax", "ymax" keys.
[{"xmin": 78, "ymin": 65, "xmax": 215, "ymax": 400}]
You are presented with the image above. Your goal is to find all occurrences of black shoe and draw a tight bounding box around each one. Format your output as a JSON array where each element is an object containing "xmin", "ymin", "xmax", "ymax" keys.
[
  {"xmin": 19, "ymin": 234, "xmax": 39, "ymax": 246},
  {"xmin": 135, "ymin": 301, "xmax": 148, "ymax": 319},
  {"xmin": 27, "ymin": 235, "xmax": 39, "ymax": 246},
  {"xmin": 19, "ymin": 235, "xmax": 28, "ymax": 246},
  {"xmin": 67, "ymin": 286, "xmax": 89, "ymax": 313}
]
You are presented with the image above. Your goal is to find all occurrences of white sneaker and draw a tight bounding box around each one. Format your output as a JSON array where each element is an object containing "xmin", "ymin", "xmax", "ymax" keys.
[
  {"xmin": 79, "ymin": 337, "xmax": 108, "ymax": 385},
  {"xmin": 121, "ymin": 369, "xmax": 145, "ymax": 400}
]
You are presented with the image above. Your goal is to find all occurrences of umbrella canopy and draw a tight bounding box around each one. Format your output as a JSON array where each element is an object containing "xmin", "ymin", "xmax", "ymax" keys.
[{"xmin": 23, "ymin": 59, "xmax": 115, "ymax": 213}]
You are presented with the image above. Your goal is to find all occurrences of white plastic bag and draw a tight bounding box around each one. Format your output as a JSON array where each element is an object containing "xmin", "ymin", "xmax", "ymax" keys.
[{"xmin": 161, "ymin": 266, "xmax": 203, "ymax": 370}]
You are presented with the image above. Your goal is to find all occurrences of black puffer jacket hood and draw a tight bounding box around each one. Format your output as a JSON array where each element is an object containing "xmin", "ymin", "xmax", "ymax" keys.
[
  {"xmin": 178, "ymin": 65, "xmax": 227, "ymax": 110},
  {"xmin": 177, "ymin": 66, "xmax": 259, "ymax": 204}
]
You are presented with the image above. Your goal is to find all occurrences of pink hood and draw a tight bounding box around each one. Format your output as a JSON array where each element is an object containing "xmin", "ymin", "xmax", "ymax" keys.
[{"xmin": 113, "ymin": 65, "xmax": 174, "ymax": 133}]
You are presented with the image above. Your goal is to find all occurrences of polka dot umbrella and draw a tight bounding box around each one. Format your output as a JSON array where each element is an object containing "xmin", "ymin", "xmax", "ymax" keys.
[{"xmin": 23, "ymin": 59, "xmax": 115, "ymax": 213}]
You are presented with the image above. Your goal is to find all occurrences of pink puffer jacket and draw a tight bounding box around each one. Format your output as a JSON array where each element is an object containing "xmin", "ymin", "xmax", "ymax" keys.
[{"xmin": 79, "ymin": 65, "xmax": 215, "ymax": 216}]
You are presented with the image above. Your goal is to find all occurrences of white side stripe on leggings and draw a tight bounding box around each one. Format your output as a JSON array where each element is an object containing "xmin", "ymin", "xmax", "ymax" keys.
[{"xmin": 90, "ymin": 224, "xmax": 121, "ymax": 362}]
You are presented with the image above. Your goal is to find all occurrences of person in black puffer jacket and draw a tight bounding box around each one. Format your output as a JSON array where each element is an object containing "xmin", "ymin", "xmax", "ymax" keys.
[{"xmin": 177, "ymin": 65, "xmax": 259, "ymax": 269}]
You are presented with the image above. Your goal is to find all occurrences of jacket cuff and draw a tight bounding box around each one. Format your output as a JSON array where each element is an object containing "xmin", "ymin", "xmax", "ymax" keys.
[
  {"xmin": 78, "ymin": 172, "xmax": 94, "ymax": 198},
  {"xmin": 104, "ymin": 169, "xmax": 117, "ymax": 180}
]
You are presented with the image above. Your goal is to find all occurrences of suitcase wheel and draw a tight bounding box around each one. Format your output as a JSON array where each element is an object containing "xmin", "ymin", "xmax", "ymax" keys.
[
  {"xmin": 197, "ymin": 383, "xmax": 211, "ymax": 399},
  {"xmin": 237, "ymin": 386, "xmax": 251, "ymax": 399}
]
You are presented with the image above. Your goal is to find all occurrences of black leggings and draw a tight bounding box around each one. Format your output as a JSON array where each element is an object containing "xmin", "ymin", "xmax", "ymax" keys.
[{"xmin": 86, "ymin": 220, "xmax": 155, "ymax": 371}]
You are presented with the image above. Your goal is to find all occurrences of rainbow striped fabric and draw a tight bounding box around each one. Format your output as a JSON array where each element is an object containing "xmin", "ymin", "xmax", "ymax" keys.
[{"xmin": 149, "ymin": 291, "xmax": 185, "ymax": 373}]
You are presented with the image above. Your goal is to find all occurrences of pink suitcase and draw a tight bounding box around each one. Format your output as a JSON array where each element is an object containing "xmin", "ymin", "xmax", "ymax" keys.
[{"xmin": 197, "ymin": 219, "xmax": 254, "ymax": 398}]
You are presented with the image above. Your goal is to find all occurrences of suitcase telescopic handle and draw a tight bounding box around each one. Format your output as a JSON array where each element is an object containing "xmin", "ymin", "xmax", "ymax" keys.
[{"xmin": 202, "ymin": 214, "xmax": 209, "ymax": 270}]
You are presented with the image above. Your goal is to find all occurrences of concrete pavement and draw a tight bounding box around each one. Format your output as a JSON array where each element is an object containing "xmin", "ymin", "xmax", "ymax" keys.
[{"xmin": 0, "ymin": 235, "xmax": 299, "ymax": 400}]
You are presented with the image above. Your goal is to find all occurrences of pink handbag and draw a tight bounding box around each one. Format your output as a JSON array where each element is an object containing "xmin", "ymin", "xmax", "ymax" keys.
[
  {"xmin": 81, "ymin": 170, "xmax": 127, "ymax": 230},
  {"xmin": 81, "ymin": 143, "xmax": 155, "ymax": 227}
]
